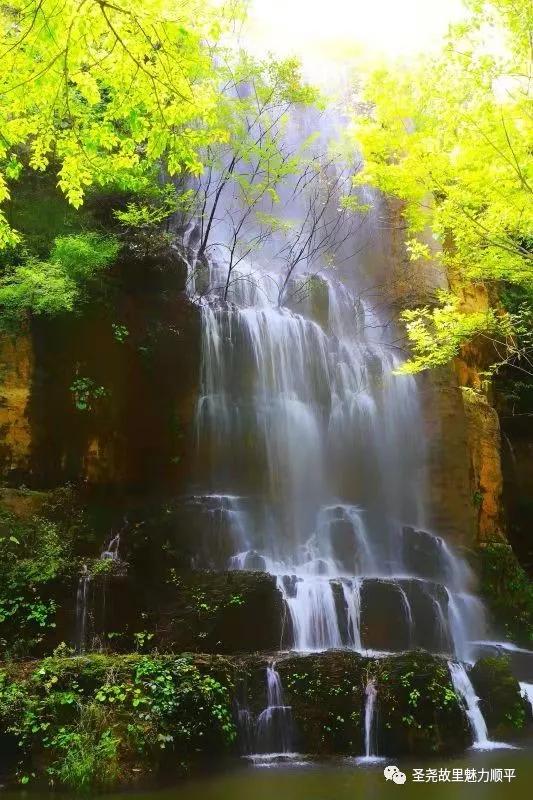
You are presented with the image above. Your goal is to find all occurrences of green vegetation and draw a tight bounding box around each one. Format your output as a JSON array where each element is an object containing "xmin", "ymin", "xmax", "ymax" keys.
[
  {"xmin": 478, "ymin": 541, "xmax": 533, "ymax": 646},
  {"xmin": 278, "ymin": 651, "xmax": 470, "ymax": 757},
  {"xmin": 0, "ymin": 0, "xmax": 237, "ymax": 248},
  {"xmin": 496, "ymin": 284, "xmax": 533, "ymax": 413},
  {"xmin": 0, "ymin": 233, "xmax": 120, "ymax": 326},
  {"xmin": 376, "ymin": 653, "xmax": 469, "ymax": 755},
  {"xmin": 70, "ymin": 376, "xmax": 109, "ymax": 412},
  {"xmin": 470, "ymin": 656, "xmax": 528, "ymax": 737},
  {"xmin": 0, "ymin": 1, "xmax": 316, "ymax": 330},
  {"xmin": 0, "ymin": 0, "xmax": 531, "ymax": 788},
  {"xmin": 0, "ymin": 489, "xmax": 91, "ymax": 657},
  {"xmin": 0, "ymin": 653, "xmax": 236, "ymax": 789},
  {"xmin": 355, "ymin": 0, "xmax": 532, "ymax": 375},
  {"xmin": 281, "ymin": 654, "xmax": 365, "ymax": 752}
]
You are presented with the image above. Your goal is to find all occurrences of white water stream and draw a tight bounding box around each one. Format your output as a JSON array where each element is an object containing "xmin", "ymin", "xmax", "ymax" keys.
[
  {"xmin": 448, "ymin": 662, "xmax": 516, "ymax": 751},
  {"xmin": 180, "ymin": 105, "xmax": 525, "ymax": 757},
  {"xmin": 187, "ymin": 108, "xmax": 487, "ymax": 661}
]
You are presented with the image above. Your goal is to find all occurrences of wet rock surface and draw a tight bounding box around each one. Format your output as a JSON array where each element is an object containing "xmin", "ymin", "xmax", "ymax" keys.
[
  {"xmin": 50, "ymin": 569, "xmax": 288, "ymax": 655},
  {"xmin": 470, "ymin": 656, "xmax": 530, "ymax": 739}
]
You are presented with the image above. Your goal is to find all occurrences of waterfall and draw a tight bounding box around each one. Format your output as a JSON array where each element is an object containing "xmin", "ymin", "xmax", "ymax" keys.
[
  {"xmin": 363, "ymin": 679, "xmax": 377, "ymax": 758},
  {"xmin": 74, "ymin": 528, "xmax": 126, "ymax": 652},
  {"xmin": 187, "ymin": 107, "xmax": 489, "ymax": 660},
  {"xmin": 255, "ymin": 664, "xmax": 294, "ymax": 756},
  {"xmin": 355, "ymin": 677, "xmax": 384, "ymax": 763},
  {"xmin": 75, "ymin": 566, "xmax": 91, "ymax": 653},
  {"xmin": 238, "ymin": 663, "xmax": 295, "ymax": 760},
  {"xmin": 101, "ymin": 531, "xmax": 121, "ymax": 561},
  {"xmin": 520, "ymin": 682, "xmax": 533, "ymax": 714},
  {"xmin": 448, "ymin": 662, "xmax": 489, "ymax": 747},
  {"xmin": 448, "ymin": 662, "xmax": 515, "ymax": 750},
  {"xmin": 342, "ymin": 578, "xmax": 362, "ymax": 650}
]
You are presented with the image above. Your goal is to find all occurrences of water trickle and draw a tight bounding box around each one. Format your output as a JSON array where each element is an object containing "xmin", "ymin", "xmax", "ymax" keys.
[
  {"xmin": 101, "ymin": 531, "xmax": 121, "ymax": 561},
  {"xmin": 520, "ymin": 682, "xmax": 533, "ymax": 714},
  {"xmin": 363, "ymin": 679, "xmax": 378, "ymax": 758},
  {"xmin": 448, "ymin": 662, "xmax": 515, "ymax": 750},
  {"xmin": 74, "ymin": 527, "xmax": 128, "ymax": 652},
  {"xmin": 237, "ymin": 663, "xmax": 296, "ymax": 760},
  {"xmin": 254, "ymin": 664, "xmax": 295, "ymax": 756},
  {"xmin": 342, "ymin": 578, "xmax": 362, "ymax": 650},
  {"xmin": 75, "ymin": 566, "xmax": 91, "ymax": 653},
  {"xmin": 354, "ymin": 678, "xmax": 385, "ymax": 764},
  {"xmin": 395, "ymin": 584, "xmax": 414, "ymax": 649}
]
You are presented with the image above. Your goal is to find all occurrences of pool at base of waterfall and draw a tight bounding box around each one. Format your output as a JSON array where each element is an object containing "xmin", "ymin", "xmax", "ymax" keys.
[{"xmin": 3, "ymin": 744, "xmax": 533, "ymax": 800}]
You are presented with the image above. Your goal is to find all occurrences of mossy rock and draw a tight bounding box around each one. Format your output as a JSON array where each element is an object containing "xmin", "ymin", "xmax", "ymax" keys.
[
  {"xmin": 377, "ymin": 651, "xmax": 470, "ymax": 756},
  {"xmin": 0, "ymin": 653, "xmax": 238, "ymax": 790},
  {"xmin": 149, "ymin": 570, "xmax": 287, "ymax": 654},
  {"xmin": 276, "ymin": 651, "xmax": 470, "ymax": 758},
  {"xmin": 477, "ymin": 542, "xmax": 533, "ymax": 648},
  {"xmin": 470, "ymin": 656, "xmax": 530, "ymax": 738},
  {"xmin": 277, "ymin": 651, "xmax": 366, "ymax": 755},
  {"xmin": 22, "ymin": 566, "xmax": 287, "ymax": 657}
]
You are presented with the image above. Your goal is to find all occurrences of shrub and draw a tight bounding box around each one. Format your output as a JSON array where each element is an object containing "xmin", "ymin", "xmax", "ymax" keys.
[
  {"xmin": 478, "ymin": 541, "xmax": 533, "ymax": 646},
  {"xmin": 0, "ymin": 654, "xmax": 236, "ymax": 789},
  {"xmin": 0, "ymin": 232, "xmax": 119, "ymax": 324}
]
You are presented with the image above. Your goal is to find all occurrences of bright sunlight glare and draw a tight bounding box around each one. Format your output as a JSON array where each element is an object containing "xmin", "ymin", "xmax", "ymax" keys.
[{"xmin": 247, "ymin": 0, "xmax": 468, "ymax": 80}]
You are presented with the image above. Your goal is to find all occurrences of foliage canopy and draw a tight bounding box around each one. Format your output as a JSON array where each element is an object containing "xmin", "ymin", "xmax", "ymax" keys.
[
  {"xmin": 0, "ymin": 1, "xmax": 316, "ymax": 323},
  {"xmin": 0, "ymin": 0, "xmax": 241, "ymax": 246},
  {"xmin": 354, "ymin": 0, "xmax": 532, "ymax": 373}
]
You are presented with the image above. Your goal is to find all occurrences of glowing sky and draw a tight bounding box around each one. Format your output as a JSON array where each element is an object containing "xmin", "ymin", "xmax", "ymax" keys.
[{"xmin": 246, "ymin": 0, "xmax": 467, "ymax": 78}]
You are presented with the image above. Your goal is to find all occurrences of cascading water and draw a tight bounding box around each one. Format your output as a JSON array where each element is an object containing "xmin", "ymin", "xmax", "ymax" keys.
[
  {"xmin": 448, "ymin": 662, "xmax": 515, "ymax": 750},
  {"xmin": 355, "ymin": 678, "xmax": 384, "ymax": 763},
  {"xmin": 186, "ymin": 108, "xmax": 488, "ymax": 663},
  {"xmin": 520, "ymin": 682, "xmax": 533, "ymax": 714},
  {"xmin": 74, "ymin": 530, "xmax": 125, "ymax": 652},
  {"xmin": 254, "ymin": 664, "xmax": 294, "ymax": 757},
  {"xmin": 75, "ymin": 565, "xmax": 91, "ymax": 654},
  {"xmin": 236, "ymin": 663, "xmax": 295, "ymax": 761},
  {"xmin": 101, "ymin": 531, "xmax": 121, "ymax": 561}
]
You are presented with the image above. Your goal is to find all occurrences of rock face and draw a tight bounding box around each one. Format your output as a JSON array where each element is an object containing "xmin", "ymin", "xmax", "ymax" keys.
[
  {"xmin": 461, "ymin": 385, "xmax": 505, "ymax": 543},
  {"xmin": 0, "ymin": 334, "xmax": 33, "ymax": 481},
  {"xmin": 275, "ymin": 650, "xmax": 470, "ymax": 757},
  {"xmin": 0, "ymin": 244, "xmax": 200, "ymax": 494},
  {"xmin": 377, "ymin": 652, "xmax": 471, "ymax": 756},
  {"xmin": 453, "ymin": 283, "xmax": 506, "ymax": 544},
  {"xmin": 501, "ymin": 414, "xmax": 533, "ymax": 569},
  {"xmin": 420, "ymin": 367, "xmax": 477, "ymax": 545},
  {"xmin": 28, "ymin": 245, "xmax": 200, "ymax": 492},
  {"xmin": 276, "ymin": 651, "xmax": 366, "ymax": 755},
  {"xmin": 384, "ymin": 198, "xmax": 502, "ymax": 547},
  {"xmin": 470, "ymin": 656, "xmax": 530, "ymax": 739},
  {"xmin": 147, "ymin": 571, "xmax": 288, "ymax": 654},
  {"xmin": 48, "ymin": 569, "xmax": 287, "ymax": 656}
]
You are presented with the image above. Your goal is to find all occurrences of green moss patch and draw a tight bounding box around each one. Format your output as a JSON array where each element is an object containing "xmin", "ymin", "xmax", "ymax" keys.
[
  {"xmin": 478, "ymin": 541, "xmax": 533, "ymax": 647},
  {"xmin": 0, "ymin": 653, "xmax": 237, "ymax": 791},
  {"xmin": 470, "ymin": 656, "xmax": 529, "ymax": 738}
]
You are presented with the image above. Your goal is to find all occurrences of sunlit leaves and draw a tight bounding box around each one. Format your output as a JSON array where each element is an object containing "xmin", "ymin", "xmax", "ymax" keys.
[
  {"xmin": 354, "ymin": 0, "xmax": 532, "ymax": 372},
  {"xmin": 0, "ymin": 0, "xmax": 241, "ymax": 244},
  {"xmin": 395, "ymin": 293, "xmax": 499, "ymax": 374},
  {"xmin": 0, "ymin": 233, "xmax": 119, "ymax": 320}
]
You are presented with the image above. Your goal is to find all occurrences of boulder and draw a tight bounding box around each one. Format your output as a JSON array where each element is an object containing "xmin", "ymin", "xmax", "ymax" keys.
[{"xmin": 470, "ymin": 656, "xmax": 530, "ymax": 738}]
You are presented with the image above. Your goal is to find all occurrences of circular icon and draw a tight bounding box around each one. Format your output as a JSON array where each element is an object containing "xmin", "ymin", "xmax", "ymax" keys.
[
  {"xmin": 393, "ymin": 770, "xmax": 407, "ymax": 785},
  {"xmin": 383, "ymin": 765, "xmax": 407, "ymax": 784},
  {"xmin": 384, "ymin": 765, "xmax": 399, "ymax": 781}
]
